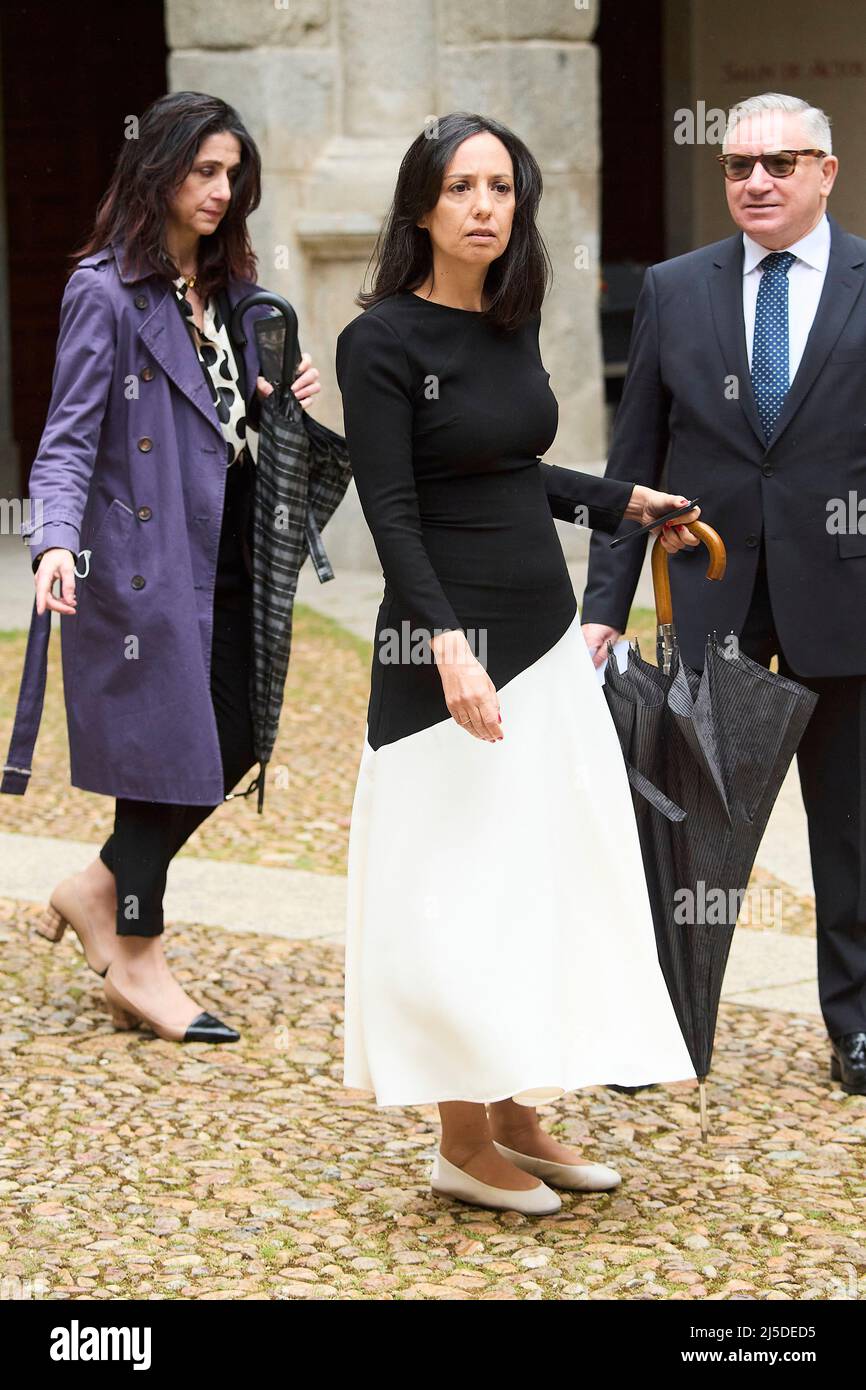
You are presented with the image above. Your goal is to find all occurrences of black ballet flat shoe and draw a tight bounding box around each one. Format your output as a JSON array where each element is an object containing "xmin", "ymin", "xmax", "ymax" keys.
[
  {"xmin": 103, "ymin": 968, "xmax": 240, "ymax": 1043},
  {"xmin": 830, "ymin": 1032, "xmax": 866, "ymax": 1095},
  {"xmin": 183, "ymin": 1012, "xmax": 240, "ymax": 1044}
]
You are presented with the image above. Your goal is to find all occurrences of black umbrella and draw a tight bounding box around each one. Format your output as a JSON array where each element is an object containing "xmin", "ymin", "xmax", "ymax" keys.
[
  {"xmin": 230, "ymin": 292, "xmax": 352, "ymax": 811},
  {"xmin": 602, "ymin": 521, "xmax": 818, "ymax": 1137}
]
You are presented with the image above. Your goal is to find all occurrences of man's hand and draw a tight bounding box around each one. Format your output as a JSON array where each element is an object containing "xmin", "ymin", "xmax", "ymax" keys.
[
  {"xmin": 581, "ymin": 623, "xmax": 621, "ymax": 670},
  {"xmin": 35, "ymin": 548, "xmax": 77, "ymax": 616}
]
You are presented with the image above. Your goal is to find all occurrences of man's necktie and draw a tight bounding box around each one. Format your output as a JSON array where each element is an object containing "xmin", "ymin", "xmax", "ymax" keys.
[{"xmin": 751, "ymin": 250, "xmax": 796, "ymax": 443}]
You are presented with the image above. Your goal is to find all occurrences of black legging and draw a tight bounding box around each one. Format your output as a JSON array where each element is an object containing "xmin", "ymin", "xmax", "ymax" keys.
[{"xmin": 99, "ymin": 597, "xmax": 257, "ymax": 937}]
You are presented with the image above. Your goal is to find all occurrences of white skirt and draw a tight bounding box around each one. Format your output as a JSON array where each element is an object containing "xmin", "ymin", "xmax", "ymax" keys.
[{"xmin": 342, "ymin": 609, "xmax": 696, "ymax": 1107}]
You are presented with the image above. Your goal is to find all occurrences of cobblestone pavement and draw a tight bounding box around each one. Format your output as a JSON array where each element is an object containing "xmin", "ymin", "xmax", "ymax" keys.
[
  {"xmin": 0, "ymin": 609, "xmax": 369, "ymax": 876},
  {"xmin": 0, "ymin": 605, "xmax": 687, "ymax": 880},
  {"xmin": 2, "ymin": 898, "xmax": 865, "ymax": 1302}
]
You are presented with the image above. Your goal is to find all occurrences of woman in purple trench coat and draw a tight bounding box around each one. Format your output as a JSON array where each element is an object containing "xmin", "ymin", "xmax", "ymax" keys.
[{"xmin": 4, "ymin": 93, "xmax": 321, "ymax": 1043}]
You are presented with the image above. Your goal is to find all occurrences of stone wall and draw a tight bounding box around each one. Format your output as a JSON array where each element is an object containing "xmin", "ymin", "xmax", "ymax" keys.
[{"xmin": 168, "ymin": 0, "xmax": 605, "ymax": 568}]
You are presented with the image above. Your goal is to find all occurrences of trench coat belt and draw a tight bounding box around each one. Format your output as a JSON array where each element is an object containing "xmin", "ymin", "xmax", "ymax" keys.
[{"xmin": 1, "ymin": 599, "xmax": 51, "ymax": 797}]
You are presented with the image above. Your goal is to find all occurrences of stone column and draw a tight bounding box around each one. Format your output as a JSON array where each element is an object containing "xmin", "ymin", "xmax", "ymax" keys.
[{"xmin": 435, "ymin": 0, "xmax": 605, "ymax": 562}]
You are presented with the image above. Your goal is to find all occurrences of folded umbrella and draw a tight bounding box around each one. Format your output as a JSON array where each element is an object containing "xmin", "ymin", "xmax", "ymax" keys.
[
  {"xmin": 602, "ymin": 521, "xmax": 819, "ymax": 1137},
  {"xmin": 229, "ymin": 292, "xmax": 352, "ymax": 812}
]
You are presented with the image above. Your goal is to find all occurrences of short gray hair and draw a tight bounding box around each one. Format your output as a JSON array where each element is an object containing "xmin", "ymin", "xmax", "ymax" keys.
[{"xmin": 723, "ymin": 93, "xmax": 832, "ymax": 153}]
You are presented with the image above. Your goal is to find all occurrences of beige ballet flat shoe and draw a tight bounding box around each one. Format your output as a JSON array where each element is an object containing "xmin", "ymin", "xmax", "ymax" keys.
[
  {"xmin": 492, "ymin": 1139, "xmax": 622, "ymax": 1191},
  {"xmin": 36, "ymin": 874, "xmax": 112, "ymax": 977},
  {"xmin": 430, "ymin": 1150, "xmax": 562, "ymax": 1215}
]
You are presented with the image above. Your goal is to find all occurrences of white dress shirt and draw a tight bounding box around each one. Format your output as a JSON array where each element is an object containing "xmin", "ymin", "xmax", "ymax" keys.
[{"xmin": 742, "ymin": 212, "xmax": 830, "ymax": 381}]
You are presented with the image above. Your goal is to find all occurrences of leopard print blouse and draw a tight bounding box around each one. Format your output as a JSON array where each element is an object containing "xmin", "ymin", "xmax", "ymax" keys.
[{"xmin": 172, "ymin": 276, "xmax": 259, "ymax": 467}]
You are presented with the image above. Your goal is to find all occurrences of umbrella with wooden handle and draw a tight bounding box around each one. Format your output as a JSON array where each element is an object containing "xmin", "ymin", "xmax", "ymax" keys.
[
  {"xmin": 652, "ymin": 520, "xmax": 727, "ymax": 1139},
  {"xmin": 603, "ymin": 517, "xmax": 816, "ymax": 1143},
  {"xmin": 651, "ymin": 519, "xmax": 727, "ymax": 676}
]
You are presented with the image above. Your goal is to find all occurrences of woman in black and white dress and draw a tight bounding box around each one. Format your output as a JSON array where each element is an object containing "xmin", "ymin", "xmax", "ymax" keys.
[{"xmin": 335, "ymin": 113, "xmax": 700, "ymax": 1216}]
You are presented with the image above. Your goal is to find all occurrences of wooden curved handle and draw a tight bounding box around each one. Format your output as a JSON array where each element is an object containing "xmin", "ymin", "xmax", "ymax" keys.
[
  {"xmin": 687, "ymin": 520, "xmax": 727, "ymax": 579},
  {"xmin": 651, "ymin": 520, "xmax": 727, "ymax": 627}
]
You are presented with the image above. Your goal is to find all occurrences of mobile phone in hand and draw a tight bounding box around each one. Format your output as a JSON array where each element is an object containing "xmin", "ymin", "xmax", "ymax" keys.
[{"xmin": 608, "ymin": 497, "xmax": 700, "ymax": 549}]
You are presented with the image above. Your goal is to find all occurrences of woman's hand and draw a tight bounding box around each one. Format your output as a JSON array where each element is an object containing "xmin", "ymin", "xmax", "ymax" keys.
[
  {"xmin": 35, "ymin": 548, "xmax": 78, "ymax": 617},
  {"xmin": 257, "ymin": 353, "xmax": 321, "ymax": 410},
  {"xmin": 628, "ymin": 487, "xmax": 701, "ymax": 554},
  {"xmin": 430, "ymin": 629, "xmax": 504, "ymax": 742},
  {"xmin": 291, "ymin": 353, "xmax": 321, "ymax": 409}
]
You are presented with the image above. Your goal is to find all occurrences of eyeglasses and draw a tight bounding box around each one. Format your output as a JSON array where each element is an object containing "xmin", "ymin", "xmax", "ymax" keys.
[{"xmin": 717, "ymin": 149, "xmax": 827, "ymax": 180}]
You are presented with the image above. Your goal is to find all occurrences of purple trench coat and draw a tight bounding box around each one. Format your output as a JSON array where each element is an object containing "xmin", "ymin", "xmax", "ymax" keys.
[{"xmin": 3, "ymin": 240, "xmax": 275, "ymax": 805}]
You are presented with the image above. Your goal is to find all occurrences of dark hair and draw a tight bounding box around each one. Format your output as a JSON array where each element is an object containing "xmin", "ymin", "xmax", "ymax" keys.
[
  {"xmin": 359, "ymin": 112, "xmax": 552, "ymax": 331},
  {"xmin": 72, "ymin": 91, "xmax": 261, "ymax": 299}
]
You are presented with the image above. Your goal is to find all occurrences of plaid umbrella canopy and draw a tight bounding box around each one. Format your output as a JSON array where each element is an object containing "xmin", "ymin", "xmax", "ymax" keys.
[
  {"xmin": 601, "ymin": 521, "xmax": 818, "ymax": 1137},
  {"xmin": 230, "ymin": 292, "xmax": 352, "ymax": 811}
]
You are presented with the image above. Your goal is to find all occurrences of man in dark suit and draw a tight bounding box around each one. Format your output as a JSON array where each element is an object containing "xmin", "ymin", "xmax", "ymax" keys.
[{"xmin": 582, "ymin": 92, "xmax": 866, "ymax": 1094}]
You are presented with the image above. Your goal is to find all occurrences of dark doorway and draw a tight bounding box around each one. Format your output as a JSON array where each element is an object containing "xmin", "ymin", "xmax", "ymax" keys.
[
  {"xmin": 1, "ymin": 0, "xmax": 167, "ymax": 494},
  {"xmin": 597, "ymin": 0, "xmax": 665, "ymax": 417}
]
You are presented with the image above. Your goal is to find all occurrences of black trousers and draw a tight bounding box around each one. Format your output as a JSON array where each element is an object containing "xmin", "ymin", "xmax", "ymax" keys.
[
  {"xmin": 738, "ymin": 544, "xmax": 866, "ymax": 1037},
  {"xmin": 98, "ymin": 597, "xmax": 257, "ymax": 937}
]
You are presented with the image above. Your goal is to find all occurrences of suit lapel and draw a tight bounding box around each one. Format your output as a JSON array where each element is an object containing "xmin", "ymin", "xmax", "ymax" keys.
[
  {"xmin": 769, "ymin": 219, "xmax": 865, "ymax": 448},
  {"xmin": 707, "ymin": 233, "xmax": 766, "ymax": 449},
  {"xmin": 127, "ymin": 249, "xmax": 262, "ymax": 444},
  {"xmin": 137, "ymin": 286, "xmax": 225, "ymax": 446}
]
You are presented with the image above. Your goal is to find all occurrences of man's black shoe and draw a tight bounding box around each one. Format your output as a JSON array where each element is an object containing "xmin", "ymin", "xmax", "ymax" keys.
[{"xmin": 830, "ymin": 1032, "xmax": 866, "ymax": 1095}]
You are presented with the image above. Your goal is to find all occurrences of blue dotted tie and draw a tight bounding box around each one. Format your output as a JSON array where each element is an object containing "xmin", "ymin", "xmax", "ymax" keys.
[{"xmin": 751, "ymin": 250, "xmax": 796, "ymax": 443}]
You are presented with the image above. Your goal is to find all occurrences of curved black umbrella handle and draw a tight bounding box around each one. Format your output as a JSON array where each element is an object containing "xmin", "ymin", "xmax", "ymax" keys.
[{"xmin": 231, "ymin": 291, "xmax": 300, "ymax": 388}]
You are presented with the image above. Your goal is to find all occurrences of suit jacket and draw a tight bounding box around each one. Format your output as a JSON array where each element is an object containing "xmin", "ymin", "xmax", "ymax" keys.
[{"xmin": 582, "ymin": 213, "xmax": 866, "ymax": 677}]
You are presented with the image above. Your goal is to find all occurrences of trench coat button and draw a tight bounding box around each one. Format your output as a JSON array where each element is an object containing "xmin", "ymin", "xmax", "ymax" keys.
[
  {"xmin": 141, "ymin": 366, "xmax": 155, "ymax": 382},
  {"xmin": 131, "ymin": 575, "xmax": 146, "ymax": 590},
  {"xmin": 745, "ymin": 534, "xmax": 759, "ymax": 547},
  {"xmin": 136, "ymin": 506, "xmax": 152, "ymax": 521},
  {"xmin": 137, "ymin": 437, "xmax": 153, "ymax": 452},
  {"xmin": 134, "ymin": 294, "xmax": 148, "ymax": 310},
  {"xmin": 761, "ymin": 463, "xmax": 774, "ymax": 477}
]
